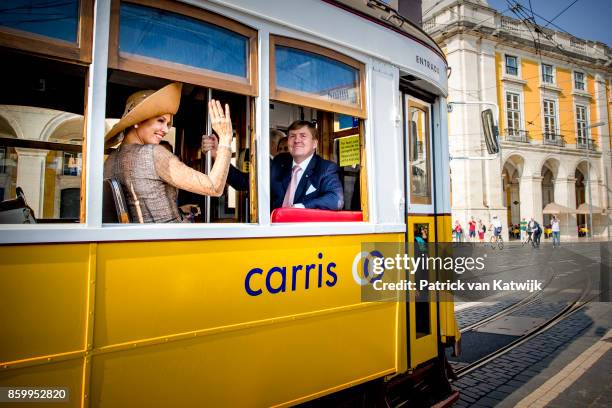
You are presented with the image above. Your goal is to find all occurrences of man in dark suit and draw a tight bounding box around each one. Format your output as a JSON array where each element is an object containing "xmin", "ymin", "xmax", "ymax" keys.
[
  {"xmin": 270, "ymin": 120, "xmax": 343, "ymax": 210},
  {"xmin": 202, "ymin": 121, "xmax": 343, "ymax": 211}
]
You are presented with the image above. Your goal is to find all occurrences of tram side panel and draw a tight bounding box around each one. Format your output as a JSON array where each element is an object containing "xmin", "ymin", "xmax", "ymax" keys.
[
  {"xmin": 90, "ymin": 234, "xmax": 403, "ymax": 407},
  {"xmin": 0, "ymin": 244, "xmax": 92, "ymax": 408},
  {"xmin": 0, "ymin": 234, "xmax": 406, "ymax": 407}
]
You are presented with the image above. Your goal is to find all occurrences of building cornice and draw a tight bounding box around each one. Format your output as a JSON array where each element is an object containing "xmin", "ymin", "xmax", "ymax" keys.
[
  {"xmin": 500, "ymin": 141, "xmax": 603, "ymax": 158},
  {"xmin": 539, "ymin": 83, "xmax": 563, "ymax": 93},
  {"xmin": 424, "ymin": 8, "xmax": 612, "ymax": 74},
  {"xmin": 571, "ymin": 90, "xmax": 593, "ymax": 100},
  {"xmin": 501, "ymin": 75, "xmax": 528, "ymax": 86}
]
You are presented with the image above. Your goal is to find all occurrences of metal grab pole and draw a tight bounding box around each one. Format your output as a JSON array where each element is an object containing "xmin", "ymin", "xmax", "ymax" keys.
[{"xmin": 205, "ymin": 88, "xmax": 212, "ymax": 223}]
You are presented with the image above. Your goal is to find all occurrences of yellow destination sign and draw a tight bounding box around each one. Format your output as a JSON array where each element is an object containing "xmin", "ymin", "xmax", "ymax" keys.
[{"xmin": 338, "ymin": 135, "xmax": 360, "ymax": 167}]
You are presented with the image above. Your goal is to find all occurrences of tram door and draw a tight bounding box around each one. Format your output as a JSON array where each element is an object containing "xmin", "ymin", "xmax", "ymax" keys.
[{"xmin": 404, "ymin": 95, "xmax": 439, "ymax": 368}]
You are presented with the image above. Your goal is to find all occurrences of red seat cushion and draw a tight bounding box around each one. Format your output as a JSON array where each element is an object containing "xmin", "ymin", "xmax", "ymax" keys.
[{"xmin": 271, "ymin": 208, "xmax": 363, "ymax": 223}]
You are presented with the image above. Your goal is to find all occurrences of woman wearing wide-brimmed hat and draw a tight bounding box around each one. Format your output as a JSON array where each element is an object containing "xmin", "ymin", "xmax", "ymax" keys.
[{"xmin": 103, "ymin": 82, "xmax": 233, "ymax": 223}]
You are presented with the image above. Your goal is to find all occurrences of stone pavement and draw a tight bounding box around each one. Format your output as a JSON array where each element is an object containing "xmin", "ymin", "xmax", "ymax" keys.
[{"xmin": 451, "ymin": 302, "xmax": 612, "ymax": 407}]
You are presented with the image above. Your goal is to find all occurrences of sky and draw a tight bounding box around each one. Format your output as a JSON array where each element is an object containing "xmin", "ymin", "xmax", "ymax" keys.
[{"xmin": 486, "ymin": 0, "xmax": 612, "ymax": 46}]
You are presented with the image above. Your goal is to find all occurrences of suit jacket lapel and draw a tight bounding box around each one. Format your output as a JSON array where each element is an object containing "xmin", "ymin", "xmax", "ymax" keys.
[{"xmin": 294, "ymin": 155, "xmax": 318, "ymax": 203}]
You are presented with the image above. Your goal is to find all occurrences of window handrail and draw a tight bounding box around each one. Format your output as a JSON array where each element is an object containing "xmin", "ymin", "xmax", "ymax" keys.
[
  {"xmin": 576, "ymin": 138, "xmax": 597, "ymax": 150},
  {"xmin": 543, "ymin": 133, "xmax": 565, "ymax": 146}
]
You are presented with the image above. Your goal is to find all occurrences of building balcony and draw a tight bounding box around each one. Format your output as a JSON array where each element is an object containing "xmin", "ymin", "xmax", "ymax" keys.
[
  {"xmin": 503, "ymin": 129, "xmax": 530, "ymax": 143},
  {"xmin": 543, "ymin": 134, "xmax": 566, "ymax": 147},
  {"xmin": 576, "ymin": 138, "xmax": 597, "ymax": 151}
]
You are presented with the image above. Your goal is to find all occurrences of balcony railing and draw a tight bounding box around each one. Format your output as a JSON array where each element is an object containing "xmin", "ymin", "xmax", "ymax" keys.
[
  {"xmin": 543, "ymin": 134, "xmax": 566, "ymax": 147},
  {"xmin": 577, "ymin": 138, "xmax": 597, "ymax": 151},
  {"xmin": 501, "ymin": 16, "xmax": 521, "ymax": 32},
  {"xmin": 503, "ymin": 129, "xmax": 530, "ymax": 143}
]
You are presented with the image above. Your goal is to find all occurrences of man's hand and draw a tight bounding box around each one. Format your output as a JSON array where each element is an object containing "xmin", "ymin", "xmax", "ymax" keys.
[{"xmin": 201, "ymin": 134, "xmax": 219, "ymax": 159}]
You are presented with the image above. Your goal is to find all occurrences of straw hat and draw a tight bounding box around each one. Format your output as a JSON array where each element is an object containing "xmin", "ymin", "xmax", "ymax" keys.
[{"xmin": 105, "ymin": 82, "xmax": 182, "ymax": 148}]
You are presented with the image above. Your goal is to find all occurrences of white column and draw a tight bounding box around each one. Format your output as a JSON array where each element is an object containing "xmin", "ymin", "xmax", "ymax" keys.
[
  {"xmin": 447, "ymin": 35, "xmax": 506, "ymax": 230},
  {"xmin": 447, "ymin": 35, "xmax": 484, "ymax": 212},
  {"xmin": 594, "ymin": 74, "xmax": 611, "ymax": 238},
  {"xmin": 594, "ymin": 75, "xmax": 611, "ymax": 209},
  {"xmin": 584, "ymin": 179, "xmax": 601, "ymax": 207},
  {"xmin": 520, "ymin": 175, "xmax": 543, "ymax": 225},
  {"xmin": 15, "ymin": 148, "xmax": 48, "ymax": 217},
  {"xmin": 554, "ymin": 177, "xmax": 577, "ymax": 238},
  {"xmin": 584, "ymin": 178, "xmax": 602, "ymax": 236}
]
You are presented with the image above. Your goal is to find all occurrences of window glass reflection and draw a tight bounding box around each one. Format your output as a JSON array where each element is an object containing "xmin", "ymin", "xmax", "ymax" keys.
[
  {"xmin": 275, "ymin": 46, "xmax": 359, "ymax": 106},
  {"xmin": 120, "ymin": 3, "xmax": 248, "ymax": 78},
  {"xmin": 408, "ymin": 105, "xmax": 431, "ymax": 204},
  {"xmin": 0, "ymin": 0, "xmax": 79, "ymax": 43}
]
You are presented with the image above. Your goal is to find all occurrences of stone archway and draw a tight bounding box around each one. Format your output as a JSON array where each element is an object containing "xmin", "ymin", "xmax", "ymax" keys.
[
  {"xmin": 574, "ymin": 159, "xmax": 604, "ymax": 237},
  {"xmin": 575, "ymin": 167, "xmax": 587, "ymax": 235},
  {"xmin": 502, "ymin": 159, "xmax": 521, "ymax": 236},
  {"xmin": 540, "ymin": 158, "xmax": 560, "ymax": 227}
]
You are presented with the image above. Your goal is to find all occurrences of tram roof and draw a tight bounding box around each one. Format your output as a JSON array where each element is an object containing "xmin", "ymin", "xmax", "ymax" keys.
[{"xmin": 326, "ymin": 0, "xmax": 447, "ymax": 63}]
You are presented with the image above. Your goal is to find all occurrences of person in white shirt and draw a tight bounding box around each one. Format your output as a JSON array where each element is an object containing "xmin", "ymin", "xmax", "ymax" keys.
[
  {"xmin": 551, "ymin": 215, "xmax": 561, "ymax": 248},
  {"xmin": 490, "ymin": 215, "xmax": 503, "ymax": 238}
]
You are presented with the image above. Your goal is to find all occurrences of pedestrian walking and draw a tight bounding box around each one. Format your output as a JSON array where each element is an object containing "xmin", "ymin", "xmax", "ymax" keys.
[
  {"xmin": 468, "ymin": 216, "xmax": 477, "ymax": 242},
  {"xmin": 528, "ymin": 218, "xmax": 542, "ymax": 248},
  {"xmin": 551, "ymin": 215, "xmax": 561, "ymax": 248},
  {"xmin": 520, "ymin": 217, "xmax": 527, "ymax": 242},
  {"xmin": 526, "ymin": 218, "xmax": 537, "ymax": 247},
  {"xmin": 453, "ymin": 220, "xmax": 463, "ymax": 243},
  {"xmin": 478, "ymin": 219, "xmax": 485, "ymax": 243}
]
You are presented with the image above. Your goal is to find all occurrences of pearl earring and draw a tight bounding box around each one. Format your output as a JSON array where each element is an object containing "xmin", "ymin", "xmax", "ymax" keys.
[{"xmin": 134, "ymin": 124, "xmax": 139, "ymax": 128}]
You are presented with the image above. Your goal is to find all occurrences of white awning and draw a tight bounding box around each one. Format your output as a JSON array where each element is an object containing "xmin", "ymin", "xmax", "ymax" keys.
[
  {"xmin": 542, "ymin": 203, "xmax": 577, "ymax": 214},
  {"xmin": 576, "ymin": 203, "xmax": 606, "ymax": 214}
]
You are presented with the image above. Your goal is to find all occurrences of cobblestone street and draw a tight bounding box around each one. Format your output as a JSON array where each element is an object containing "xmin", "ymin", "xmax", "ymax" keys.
[{"xmin": 451, "ymin": 302, "xmax": 611, "ymax": 407}]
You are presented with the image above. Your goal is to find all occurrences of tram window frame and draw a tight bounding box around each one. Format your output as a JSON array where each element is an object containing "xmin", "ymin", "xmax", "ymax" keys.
[
  {"xmin": 268, "ymin": 100, "xmax": 368, "ymax": 220},
  {"xmin": 103, "ymin": 72, "xmax": 255, "ymax": 225},
  {"xmin": 0, "ymin": 0, "xmax": 93, "ymax": 64},
  {"xmin": 109, "ymin": 0, "xmax": 259, "ymax": 97},
  {"xmin": 269, "ymin": 35, "xmax": 367, "ymax": 119},
  {"xmin": 0, "ymin": 51, "xmax": 89, "ymax": 224},
  {"xmin": 406, "ymin": 96, "xmax": 433, "ymax": 206}
]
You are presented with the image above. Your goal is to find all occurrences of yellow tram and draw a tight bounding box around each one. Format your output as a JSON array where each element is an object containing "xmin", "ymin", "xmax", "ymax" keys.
[{"xmin": 0, "ymin": 0, "xmax": 459, "ymax": 406}]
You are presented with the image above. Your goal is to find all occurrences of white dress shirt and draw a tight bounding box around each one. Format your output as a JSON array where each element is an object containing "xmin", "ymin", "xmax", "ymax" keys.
[{"xmin": 291, "ymin": 153, "xmax": 314, "ymax": 208}]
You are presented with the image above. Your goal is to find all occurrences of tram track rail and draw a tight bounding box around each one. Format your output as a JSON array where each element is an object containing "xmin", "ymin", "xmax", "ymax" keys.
[
  {"xmin": 454, "ymin": 268, "xmax": 596, "ymax": 379},
  {"xmin": 458, "ymin": 278, "xmax": 551, "ymax": 334},
  {"xmin": 456, "ymin": 244, "xmax": 597, "ymax": 334}
]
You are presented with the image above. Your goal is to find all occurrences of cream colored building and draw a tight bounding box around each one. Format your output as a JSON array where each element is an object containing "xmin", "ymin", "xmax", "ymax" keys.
[{"xmin": 423, "ymin": 0, "xmax": 612, "ymax": 238}]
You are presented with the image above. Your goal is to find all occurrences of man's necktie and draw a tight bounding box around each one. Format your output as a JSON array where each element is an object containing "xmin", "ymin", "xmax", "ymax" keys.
[{"xmin": 282, "ymin": 165, "xmax": 302, "ymax": 208}]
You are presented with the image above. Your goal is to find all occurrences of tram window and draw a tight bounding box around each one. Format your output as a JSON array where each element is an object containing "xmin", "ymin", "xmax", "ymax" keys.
[
  {"xmin": 0, "ymin": 0, "xmax": 79, "ymax": 42},
  {"xmin": 104, "ymin": 70, "xmax": 253, "ymax": 224},
  {"xmin": 109, "ymin": 0, "xmax": 258, "ymax": 96},
  {"xmin": 269, "ymin": 36, "xmax": 367, "ymax": 220},
  {"xmin": 0, "ymin": 0, "xmax": 93, "ymax": 63},
  {"xmin": 270, "ymin": 35, "xmax": 366, "ymax": 119},
  {"xmin": 0, "ymin": 51, "xmax": 87, "ymax": 223},
  {"xmin": 269, "ymin": 101, "xmax": 366, "ymax": 215},
  {"xmin": 407, "ymin": 100, "xmax": 432, "ymax": 205}
]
